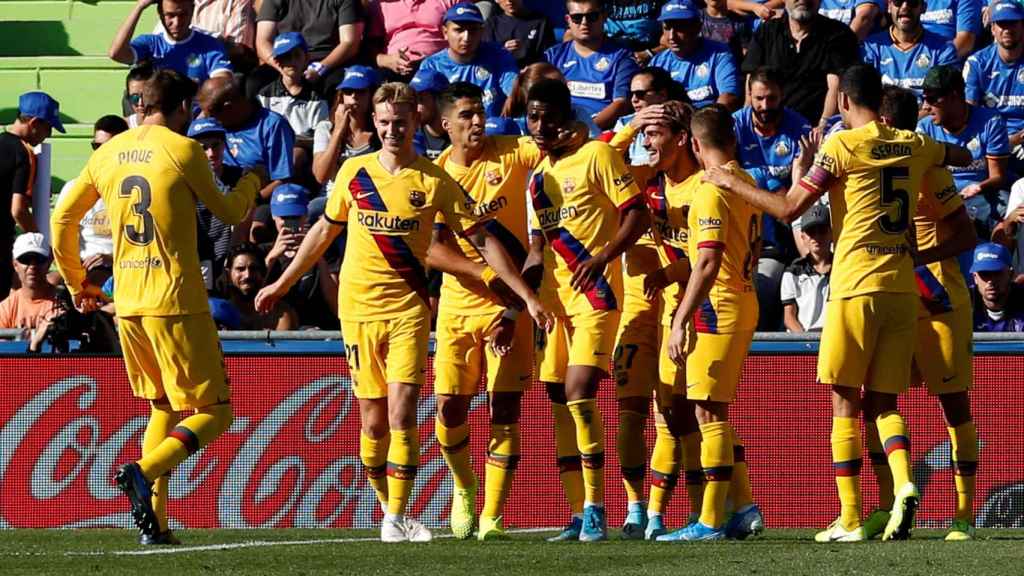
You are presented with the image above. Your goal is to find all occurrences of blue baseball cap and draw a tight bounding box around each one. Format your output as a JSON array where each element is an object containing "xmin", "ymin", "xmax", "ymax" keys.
[
  {"xmin": 658, "ymin": 0, "xmax": 700, "ymax": 21},
  {"xmin": 18, "ymin": 91, "xmax": 65, "ymax": 133},
  {"xmin": 411, "ymin": 69, "xmax": 450, "ymax": 94},
  {"xmin": 991, "ymin": 0, "xmax": 1024, "ymax": 22},
  {"xmin": 485, "ymin": 116, "xmax": 522, "ymax": 136},
  {"xmin": 337, "ymin": 65, "xmax": 381, "ymax": 91},
  {"xmin": 271, "ymin": 32, "xmax": 308, "ymax": 59},
  {"xmin": 188, "ymin": 117, "xmax": 226, "ymax": 139},
  {"xmin": 970, "ymin": 242, "xmax": 1012, "ymax": 274},
  {"xmin": 270, "ymin": 183, "xmax": 310, "ymax": 218},
  {"xmin": 208, "ymin": 297, "xmax": 241, "ymax": 330},
  {"xmin": 444, "ymin": 2, "xmax": 485, "ymax": 24}
]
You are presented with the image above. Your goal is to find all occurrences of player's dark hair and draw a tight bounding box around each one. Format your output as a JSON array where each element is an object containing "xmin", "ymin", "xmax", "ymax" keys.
[
  {"xmin": 142, "ymin": 69, "xmax": 198, "ymax": 117},
  {"xmin": 566, "ymin": 0, "xmax": 604, "ymax": 11},
  {"xmin": 526, "ymin": 78, "xmax": 572, "ymax": 117},
  {"xmin": 691, "ymin": 104, "xmax": 736, "ymax": 150},
  {"xmin": 633, "ymin": 67, "xmax": 673, "ymax": 94},
  {"xmin": 216, "ymin": 242, "xmax": 268, "ymax": 297},
  {"xmin": 839, "ymin": 64, "xmax": 883, "ymax": 111},
  {"xmin": 438, "ymin": 82, "xmax": 484, "ymax": 116},
  {"xmin": 94, "ymin": 114, "xmax": 129, "ymax": 136},
  {"xmin": 879, "ymin": 85, "xmax": 919, "ymax": 131},
  {"xmin": 748, "ymin": 66, "xmax": 783, "ymax": 91}
]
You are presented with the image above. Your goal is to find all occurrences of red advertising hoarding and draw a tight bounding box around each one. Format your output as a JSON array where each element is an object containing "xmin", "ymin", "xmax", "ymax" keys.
[{"xmin": 1, "ymin": 354, "xmax": 1021, "ymax": 529}]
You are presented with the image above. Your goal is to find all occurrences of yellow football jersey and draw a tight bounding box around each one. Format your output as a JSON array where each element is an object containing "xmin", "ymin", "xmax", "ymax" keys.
[
  {"xmin": 529, "ymin": 140, "xmax": 644, "ymax": 316},
  {"xmin": 646, "ymin": 172, "xmax": 693, "ymax": 326},
  {"xmin": 804, "ymin": 121, "xmax": 946, "ymax": 298},
  {"xmin": 435, "ymin": 135, "xmax": 542, "ymax": 316},
  {"xmin": 325, "ymin": 153, "xmax": 481, "ymax": 321},
  {"xmin": 915, "ymin": 167, "xmax": 970, "ymax": 315},
  {"xmin": 51, "ymin": 125, "xmax": 260, "ymax": 316},
  {"xmin": 687, "ymin": 163, "xmax": 761, "ymax": 333}
]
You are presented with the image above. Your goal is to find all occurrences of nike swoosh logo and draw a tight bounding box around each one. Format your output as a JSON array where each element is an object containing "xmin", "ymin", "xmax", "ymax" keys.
[
  {"xmin": 563, "ymin": 61, "xmax": 577, "ymax": 69},
  {"xmin": 650, "ymin": 193, "xmax": 665, "ymax": 200},
  {"xmin": 942, "ymin": 375, "xmax": 956, "ymax": 383},
  {"xmin": 991, "ymin": 71, "xmax": 1001, "ymax": 78},
  {"xmin": 355, "ymin": 191, "xmax": 374, "ymax": 200},
  {"xmin": 744, "ymin": 143, "xmax": 759, "ymax": 150},
  {"xmin": 880, "ymin": 58, "xmax": 893, "ymax": 65}
]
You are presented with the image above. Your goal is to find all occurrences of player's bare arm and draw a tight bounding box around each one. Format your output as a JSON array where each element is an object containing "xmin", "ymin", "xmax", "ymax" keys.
[
  {"xmin": 427, "ymin": 224, "xmax": 488, "ymax": 281},
  {"xmin": 521, "ymin": 233, "xmax": 546, "ymax": 292},
  {"xmin": 915, "ymin": 206, "xmax": 977, "ymax": 267},
  {"xmin": 643, "ymin": 259, "xmax": 691, "ymax": 300},
  {"xmin": 468, "ymin": 226, "xmax": 554, "ymax": 331},
  {"xmin": 255, "ymin": 218, "xmax": 343, "ymax": 314},
  {"xmin": 667, "ymin": 245, "xmax": 722, "ymax": 366},
  {"xmin": 570, "ymin": 205, "xmax": 650, "ymax": 292}
]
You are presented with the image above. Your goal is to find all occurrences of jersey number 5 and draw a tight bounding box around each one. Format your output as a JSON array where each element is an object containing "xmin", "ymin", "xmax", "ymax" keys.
[
  {"xmin": 119, "ymin": 176, "xmax": 156, "ymax": 246},
  {"xmin": 879, "ymin": 166, "xmax": 910, "ymax": 235}
]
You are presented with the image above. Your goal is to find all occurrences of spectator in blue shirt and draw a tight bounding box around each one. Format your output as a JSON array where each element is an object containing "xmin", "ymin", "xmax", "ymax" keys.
[
  {"xmin": 613, "ymin": 67, "xmax": 673, "ymax": 165},
  {"xmin": 544, "ymin": 0, "xmax": 639, "ymax": 129},
  {"xmin": 411, "ymin": 69, "xmax": 452, "ymax": 160},
  {"xmin": 862, "ymin": 0, "xmax": 959, "ymax": 101},
  {"xmin": 109, "ymin": 0, "xmax": 233, "ymax": 85},
  {"xmin": 650, "ymin": 1, "xmax": 741, "ymax": 111},
  {"xmin": 920, "ymin": 65, "xmax": 1011, "ymax": 238},
  {"xmin": 603, "ymin": 0, "xmax": 666, "ymax": 52},
  {"xmin": 971, "ymin": 242, "xmax": 1024, "ymax": 332},
  {"xmin": 198, "ymin": 76, "xmax": 296, "ymax": 200},
  {"xmin": 921, "ymin": 0, "xmax": 981, "ymax": 58},
  {"xmin": 502, "ymin": 62, "xmax": 603, "ymax": 137},
  {"xmin": 419, "ymin": 3, "xmax": 520, "ymax": 117},
  {"xmin": 818, "ymin": 0, "xmax": 883, "ymax": 40},
  {"xmin": 965, "ymin": 0, "xmax": 1024, "ymax": 171}
]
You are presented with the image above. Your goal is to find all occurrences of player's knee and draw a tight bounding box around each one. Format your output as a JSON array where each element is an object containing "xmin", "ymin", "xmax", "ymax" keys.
[
  {"xmin": 207, "ymin": 401, "xmax": 234, "ymax": 434},
  {"xmin": 489, "ymin": 392, "xmax": 522, "ymax": 424},
  {"xmin": 436, "ymin": 394, "xmax": 471, "ymax": 427},
  {"xmin": 618, "ymin": 395, "xmax": 648, "ymax": 415},
  {"xmin": 545, "ymin": 383, "xmax": 567, "ymax": 405},
  {"xmin": 939, "ymin": 392, "xmax": 972, "ymax": 427}
]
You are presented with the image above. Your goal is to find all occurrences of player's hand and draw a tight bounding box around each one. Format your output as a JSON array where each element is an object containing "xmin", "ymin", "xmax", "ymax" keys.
[
  {"xmin": 525, "ymin": 296, "xmax": 555, "ymax": 332},
  {"xmin": 255, "ymin": 282, "xmax": 286, "ymax": 314},
  {"xmin": 643, "ymin": 268, "xmax": 669, "ymax": 300},
  {"xmin": 504, "ymin": 39, "xmax": 521, "ymax": 53},
  {"xmin": 667, "ymin": 323, "xmax": 688, "ymax": 367},
  {"xmin": 793, "ymin": 132, "xmax": 821, "ymax": 181},
  {"xmin": 570, "ymin": 253, "xmax": 608, "ymax": 293},
  {"xmin": 961, "ymin": 184, "xmax": 983, "ymax": 199},
  {"xmin": 486, "ymin": 316, "xmax": 516, "ymax": 356},
  {"xmin": 73, "ymin": 283, "xmax": 107, "ymax": 314},
  {"xmin": 702, "ymin": 164, "xmax": 739, "ymax": 191}
]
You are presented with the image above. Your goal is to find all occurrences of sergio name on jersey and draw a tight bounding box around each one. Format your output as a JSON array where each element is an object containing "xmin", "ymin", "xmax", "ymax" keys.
[
  {"xmin": 325, "ymin": 153, "xmax": 484, "ymax": 321},
  {"xmin": 687, "ymin": 163, "xmax": 761, "ymax": 334},
  {"xmin": 52, "ymin": 125, "xmax": 261, "ymax": 316},
  {"xmin": 529, "ymin": 140, "xmax": 643, "ymax": 316},
  {"xmin": 800, "ymin": 121, "xmax": 947, "ymax": 298},
  {"xmin": 435, "ymin": 135, "xmax": 542, "ymax": 315}
]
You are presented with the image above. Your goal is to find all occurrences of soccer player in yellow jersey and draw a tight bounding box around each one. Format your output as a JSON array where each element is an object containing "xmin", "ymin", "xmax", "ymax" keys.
[
  {"xmin": 866, "ymin": 86, "xmax": 979, "ymax": 542},
  {"xmin": 424, "ymin": 82, "xmax": 547, "ymax": 540},
  {"xmin": 655, "ymin": 105, "xmax": 762, "ymax": 542},
  {"xmin": 255, "ymin": 82, "xmax": 551, "ymax": 543},
  {"xmin": 51, "ymin": 70, "xmax": 266, "ymax": 545},
  {"xmin": 522, "ymin": 79, "xmax": 649, "ymax": 542},
  {"xmin": 702, "ymin": 64, "xmax": 973, "ymax": 542},
  {"xmin": 606, "ymin": 103, "xmax": 709, "ymax": 539}
]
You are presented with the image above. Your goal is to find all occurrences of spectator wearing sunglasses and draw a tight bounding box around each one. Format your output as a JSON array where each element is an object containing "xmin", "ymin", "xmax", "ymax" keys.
[
  {"xmin": 919, "ymin": 64, "xmax": 1011, "ymax": 240},
  {"xmin": 0, "ymin": 233, "xmax": 59, "ymax": 342},
  {"xmin": 650, "ymin": 0, "xmax": 740, "ymax": 111},
  {"xmin": 124, "ymin": 64, "xmax": 155, "ymax": 129},
  {"xmin": 965, "ymin": 0, "xmax": 1024, "ymax": 173},
  {"xmin": 544, "ymin": 0, "xmax": 640, "ymax": 130},
  {"xmin": 55, "ymin": 115, "xmax": 130, "ymax": 291},
  {"xmin": 921, "ymin": 0, "xmax": 981, "ymax": 59},
  {"xmin": 612, "ymin": 66, "xmax": 672, "ymax": 165},
  {"xmin": 862, "ymin": 0, "xmax": 958, "ymax": 103},
  {"xmin": 818, "ymin": 0, "xmax": 883, "ymax": 41}
]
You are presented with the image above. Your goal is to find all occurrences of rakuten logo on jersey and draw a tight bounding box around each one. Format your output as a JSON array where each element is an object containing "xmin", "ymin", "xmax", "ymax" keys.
[
  {"xmin": 536, "ymin": 206, "xmax": 580, "ymax": 229},
  {"xmin": 357, "ymin": 212, "xmax": 421, "ymax": 233}
]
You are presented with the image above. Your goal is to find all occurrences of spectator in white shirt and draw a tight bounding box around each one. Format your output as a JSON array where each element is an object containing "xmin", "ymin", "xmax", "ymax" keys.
[{"xmin": 780, "ymin": 203, "xmax": 832, "ymax": 332}]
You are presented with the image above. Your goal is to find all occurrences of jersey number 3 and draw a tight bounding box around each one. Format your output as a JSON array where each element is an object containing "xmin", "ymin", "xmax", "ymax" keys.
[
  {"xmin": 120, "ymin": 176, "xmax": 155, "ymax": 246},
  {"xmin": 879, "ymin": 166, "xmax": 910, "ymax": 235}
]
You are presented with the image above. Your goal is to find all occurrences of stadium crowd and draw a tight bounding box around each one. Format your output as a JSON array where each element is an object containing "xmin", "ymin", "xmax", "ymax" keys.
[{"xmin": 6, "ymin": 0, "xmax": 1024, "ymax": 346}]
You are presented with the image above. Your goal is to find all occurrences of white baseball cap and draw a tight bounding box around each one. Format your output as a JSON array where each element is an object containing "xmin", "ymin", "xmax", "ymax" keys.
[{"xmin": 13, "ymin": 232, "xmax": 51, "ymax": 261}]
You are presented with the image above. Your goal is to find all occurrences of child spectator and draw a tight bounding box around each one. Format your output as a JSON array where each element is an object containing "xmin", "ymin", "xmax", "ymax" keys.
[
  {"xmin": 312, "ymin": 66, "xmax": 382, "ymax": 187},
  {"xmin": 484, "ymin": 0, "xmax": 557, "ymax": 68},
  {"xmin": 411, "ymin": 69, "xmax": 452, "ymax": 160},
  {"xmin": 257, "ymin": 33, "xmax": 330, "ymax": 143},
  {"xmin": 780, "ymin": 204, "xmax": 831, "ymax": 332}
]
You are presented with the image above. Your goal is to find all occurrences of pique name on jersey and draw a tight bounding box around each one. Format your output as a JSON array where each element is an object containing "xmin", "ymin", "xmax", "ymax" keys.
[
  {"xmin": 356, "ymin": 212, "xmax": 421, "ymax": 233},
  {"xmin": 536, "ymin": 205, "xmax": 580, "ymax": 229},
  {"xmin": 118, "ymin": 149, "xmax": 154, "ymax": 164},
  {"xmin": 473, "ymin": 195, "xmax": 508, "ymax": 218},
  {"xmin": 870, "ymin": 143, "xmax": 912, "ymax": 159}
]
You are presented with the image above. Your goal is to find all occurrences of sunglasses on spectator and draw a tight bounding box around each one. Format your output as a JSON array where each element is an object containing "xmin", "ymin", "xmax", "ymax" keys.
[
  {"xmin": 630, "ymin": 89, "xmax": 654, "ymax": 100},
  {"xmin": 128, "ymin": 93, "xmax": 143, "ymax": 106},
  {"xmin": 16, "ymin": 254, "xmax": 48, "ymax": 266},
  {"xmin": 890, "ymin": 0, "xmax": 922, "ymax": 7},
  {"xmin": 90, "ymin": 141, "xmax": 103, "ymax": 150},
  {"xmin": 569, "ymin": 11, "xmax": 601, "ymax": 24},
  {"xmin": 923, "ymin": 91, "xmax": 949, "ymax": 105}
]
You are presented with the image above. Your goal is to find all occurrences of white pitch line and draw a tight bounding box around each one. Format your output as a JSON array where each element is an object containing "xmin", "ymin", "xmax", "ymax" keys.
[{"xmin": 64, "ymin": 527, "xmax": 560, "ymax": 557}]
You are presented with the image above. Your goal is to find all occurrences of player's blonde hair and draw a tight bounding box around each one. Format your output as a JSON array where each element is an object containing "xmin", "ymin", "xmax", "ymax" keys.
[{"xmin": 372, "ymin": 82, "xmax": 417, "ymax": 108}]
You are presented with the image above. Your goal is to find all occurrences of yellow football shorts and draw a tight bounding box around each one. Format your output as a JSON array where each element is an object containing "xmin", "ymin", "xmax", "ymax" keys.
[
  {"xmin": 612, "ymin": 303, "xmax": 660, "ymax": 400},
  {"xmin": 818, "ymin": 293, "xmax": 918, "ymax": 394},
  {"xmin": 433, "ymin": 309, "xmax": 533, "ymax": 396},
  {"xmin": 341, "ymin": 311, "xmax": 430, "ymax": 399},
  {"xmin": 685, "ymin": 330, "xmax": 754, "ymax": 403},
  {"xmin": 913, "ymin": 306, "xmax": 973, "ymax": 396},
  {"xmin": 535, "ymin": 309, "xmax": 621, "ymax": 383},
  {"xmin": 118, "ymin": 313, "xmax": 229, "ymax": 412}
]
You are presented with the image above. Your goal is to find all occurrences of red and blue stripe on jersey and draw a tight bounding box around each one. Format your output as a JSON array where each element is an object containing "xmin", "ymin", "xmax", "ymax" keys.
[
  {"xmin": 915, "ymin": 265, "xmax": 954, "ymax": 315},
  {"xmin": 645, "ymin": 174, "xmax": 687, "ymax": 263}
]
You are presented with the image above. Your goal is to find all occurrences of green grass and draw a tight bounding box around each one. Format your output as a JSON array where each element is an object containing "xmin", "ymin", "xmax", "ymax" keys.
[{"xmin": 3, "ymin": 529, "xmax": 1024, "ymax": 575}]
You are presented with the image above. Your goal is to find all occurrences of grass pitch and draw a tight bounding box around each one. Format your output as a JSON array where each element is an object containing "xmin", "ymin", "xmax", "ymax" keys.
[{"xmin": 3, "ymin": 528, "xmax": 1023, "ymax": 575}]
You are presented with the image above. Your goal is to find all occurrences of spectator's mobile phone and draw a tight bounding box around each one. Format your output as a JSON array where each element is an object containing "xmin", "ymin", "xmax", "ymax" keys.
[{"xmin": 282, "ymin": 216, "xmax": 302, "ymax": 234}]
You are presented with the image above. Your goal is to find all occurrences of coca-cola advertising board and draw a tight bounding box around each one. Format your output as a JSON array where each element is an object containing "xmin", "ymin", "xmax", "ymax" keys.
[{"xmin": 1, "ymin": 353, "xmax": 1022, "ymax": 529}]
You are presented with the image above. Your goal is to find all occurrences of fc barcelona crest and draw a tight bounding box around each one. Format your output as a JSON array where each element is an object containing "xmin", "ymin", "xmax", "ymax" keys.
[{"xmin": 409, "ymin": 190, "xmax": 426, "ymax": 207}]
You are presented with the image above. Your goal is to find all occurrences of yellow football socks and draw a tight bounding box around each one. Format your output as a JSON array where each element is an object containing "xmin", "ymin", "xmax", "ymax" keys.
[
  {"xmin": 142, "ymin": 402, "xmax": 178, "ymax": 531},
  {"xmin": 386, "ymin": 427, "xmax": 419, "ymax": 516},
  {"xmin": 568, "ymin": 399, "xmax": 606, "ymax": 506},
  {"xmin": 832, "ymin": 416, "xmax": 863, "ymax": 530},
  {"xmin": 648, "ymin": 420, "xmax": 680, "ymax": 515},
  {"xmin": 551, "ymin": 401, "xmax": 584, "ymax": 515},
  {"xmin": 436, "ymin": 418, "xmax": 476, "ymax": 490},
  {"xmin": 137, "ymin": 402, "xmax": 233, "ymax": 481},
  {"xmin": 360, "ymin": 431, "xmax": 389, "ymax": 508},
  {"xmin": 698, "ymin": 421, "xmax": 733, "ymax": 529},
  {"xmin": 866, "ymin": 420, "xmax": 894, "ymax": 510},
  {"xmin": 618, "ymin": 409, "xmax": 647, "ymax": 504},
  {"xmin": 876, "ymin": 411, "xmax": 912, "ymax": 488},
  {"xmin": 730, "ymin": 430, "xmax": 754, "ymax": 510},
  {"xmin": 948, "ymin": 422, "xmax": 978, "ymax": 523},
  {"xmin": 682, "ymin": 431, "xmax": 705, "ymax": 516},
  {"xmin": 482, "ymin": 423, "xmax": 520, "ymax": 520}
]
